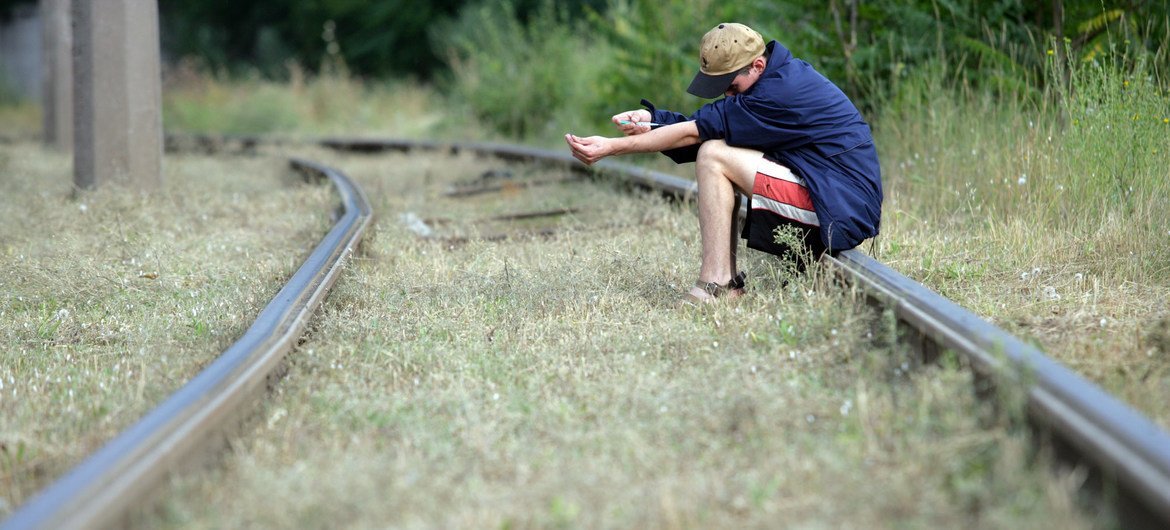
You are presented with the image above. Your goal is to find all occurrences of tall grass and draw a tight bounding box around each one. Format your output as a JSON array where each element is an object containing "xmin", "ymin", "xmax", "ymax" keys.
[
  {"xmin": 873, "ymin": 44, "xmax": 1170, "ymax": 425},
  {"xmin": 876, "ymin": 47, "xmax": 1169, "ymax": 280}
]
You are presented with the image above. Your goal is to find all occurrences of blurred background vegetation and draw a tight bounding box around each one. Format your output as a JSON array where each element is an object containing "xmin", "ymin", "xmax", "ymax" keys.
[{"xmin": 1, "ymin": 0, "xmax": 1166, "ymax": 141}]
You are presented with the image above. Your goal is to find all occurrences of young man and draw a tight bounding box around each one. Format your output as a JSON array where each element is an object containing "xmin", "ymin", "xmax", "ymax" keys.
[{"xmin": 565, "ymin": 23, "xmax": 882, "ymax": 304}]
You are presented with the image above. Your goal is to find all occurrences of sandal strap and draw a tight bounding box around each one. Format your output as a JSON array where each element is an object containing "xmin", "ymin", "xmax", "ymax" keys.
[{"xmin": 695, "ymin": 271, "xmax": 746, "ymax": 297}]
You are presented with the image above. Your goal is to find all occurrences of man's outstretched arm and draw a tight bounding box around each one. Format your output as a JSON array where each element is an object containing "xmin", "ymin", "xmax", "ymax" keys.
[{"xmin": 565, "ymin": 121, "xmax": 701, "ymax": 166}]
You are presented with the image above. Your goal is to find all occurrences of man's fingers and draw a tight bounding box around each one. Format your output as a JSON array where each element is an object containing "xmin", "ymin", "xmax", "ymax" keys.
[{"xmin": 565, "ymin": 133, "xmax": 595, "ymax": 166}]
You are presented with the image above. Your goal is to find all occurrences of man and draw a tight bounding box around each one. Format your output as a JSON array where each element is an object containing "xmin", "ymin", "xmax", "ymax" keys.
[{"xmin": 565, "ymin": 23, "xmax": 882, "ymax": 304}]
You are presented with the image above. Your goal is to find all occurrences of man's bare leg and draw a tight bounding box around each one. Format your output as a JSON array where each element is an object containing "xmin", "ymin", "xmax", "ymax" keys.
[{"xmin": 688, "ymin": 140, "xmax": 765, "ymax": 301}]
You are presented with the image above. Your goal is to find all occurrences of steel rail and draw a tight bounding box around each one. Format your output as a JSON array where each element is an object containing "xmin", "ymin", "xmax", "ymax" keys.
[
  {"xmin": 1, "ymin": 159, "xmax": 372, "ymax": 530},
  {"xmin": 322, "ymin": 137, "xmax": 1170, "ymax": 527},
  {"xmin": 824, "ymin": 251, "xmax": 1170, "ymax": 527}
]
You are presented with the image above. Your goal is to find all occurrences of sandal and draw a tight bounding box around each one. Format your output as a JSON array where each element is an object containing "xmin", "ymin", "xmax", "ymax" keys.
[{"xmin": 681, "ymin": 271, "xmax": 747, "ymax": 305}]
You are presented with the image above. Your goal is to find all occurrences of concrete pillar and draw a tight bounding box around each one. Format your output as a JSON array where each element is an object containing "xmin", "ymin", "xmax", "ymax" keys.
[
  {"xmin": 40, "ymin": 0, "xmax": 72, "ymax": 149},
  {"xmin": 72, "ymin": 0, "xmax": 163, "ymax": 190}
]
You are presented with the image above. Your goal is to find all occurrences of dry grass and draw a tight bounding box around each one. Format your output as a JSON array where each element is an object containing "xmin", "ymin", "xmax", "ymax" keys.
[
  {"xmin": 136, "ymin": 148, "xmax": 1099, "ymax": 528},
  {"xmin": 0, "ymin": 142, "xmax": 332, "ymax": 515}
]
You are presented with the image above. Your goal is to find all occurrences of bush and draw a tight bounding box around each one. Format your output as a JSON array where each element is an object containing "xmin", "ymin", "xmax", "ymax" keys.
[{"xmin": 434, "ymin": 0, "xmax": 617, "ymax": 141}]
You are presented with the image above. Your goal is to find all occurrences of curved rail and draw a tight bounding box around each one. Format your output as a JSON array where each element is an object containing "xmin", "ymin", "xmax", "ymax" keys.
[
  {"xmin": 322, "ymin": 137, "xmax": 1170, "ymax": 527},
  {"xmin": 1, "ymin": 159, "xmax": 372, "ymax": 530}
]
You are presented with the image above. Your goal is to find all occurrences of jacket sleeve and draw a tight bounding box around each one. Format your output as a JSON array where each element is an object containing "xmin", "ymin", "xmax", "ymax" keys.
[{"xmin": 641, "ymin": 99, "xmax": 700, "ymax": 164}]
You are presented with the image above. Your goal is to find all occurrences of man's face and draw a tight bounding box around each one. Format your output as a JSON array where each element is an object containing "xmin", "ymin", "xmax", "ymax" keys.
[{"xmin": 724, "ymin": 60, "xmax": 763, "ymax": 97}]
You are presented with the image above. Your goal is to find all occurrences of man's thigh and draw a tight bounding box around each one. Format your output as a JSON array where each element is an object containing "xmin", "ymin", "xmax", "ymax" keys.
[{"xmin": 697, "ymin": 139, "xmax": 765, "ymax": 193}]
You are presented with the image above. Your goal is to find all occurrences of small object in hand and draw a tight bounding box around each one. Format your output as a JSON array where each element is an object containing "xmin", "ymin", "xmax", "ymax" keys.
[{"xmin": 618, "ymin": 120, "xmax": 661, "ymax": 127}]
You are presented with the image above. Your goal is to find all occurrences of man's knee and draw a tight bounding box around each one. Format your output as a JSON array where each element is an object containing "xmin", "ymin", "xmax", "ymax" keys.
[
  {"xmin": 696, "ymin": 140, "xmax": 762, "ymax": 192},
  {"xmin": 697, "ymin": 139, "xmax": 731, "ymax": 164}
]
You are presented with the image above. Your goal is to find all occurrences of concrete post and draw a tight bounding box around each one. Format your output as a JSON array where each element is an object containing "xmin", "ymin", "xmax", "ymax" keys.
[
  {"xmin": 72, "ymin": 0, "xmax": 163, "ymax": 190},
  {"xmin": 40, "ymin": 0, "xmax": 72, "ymax": 149}
]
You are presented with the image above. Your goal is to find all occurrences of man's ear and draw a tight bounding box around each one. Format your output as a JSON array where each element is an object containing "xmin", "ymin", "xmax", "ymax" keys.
[{"xmin": 753, "ymin": 56, "xmax": 767, "ymax": 73}]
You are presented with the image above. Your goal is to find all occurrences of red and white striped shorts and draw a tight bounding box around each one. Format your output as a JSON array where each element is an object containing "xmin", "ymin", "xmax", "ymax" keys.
[
  {"xmin": 750, "ymin": 157, "xmax": 819, "ymax": 227},
  {"xmin": 741, "ymin": 156, "xmax": 826, "ymax": 259}
]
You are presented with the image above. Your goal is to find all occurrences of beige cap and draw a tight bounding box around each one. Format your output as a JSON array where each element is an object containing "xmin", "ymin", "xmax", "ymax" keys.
[{"xmin": 687, "ymin": 23, "xmax": 766, "ymax": 98}]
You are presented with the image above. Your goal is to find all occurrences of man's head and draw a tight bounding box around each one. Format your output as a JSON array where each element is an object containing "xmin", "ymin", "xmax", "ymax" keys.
[{"xmin": 687, "ymin": 23, "xmax": 767, "ymax": 99}]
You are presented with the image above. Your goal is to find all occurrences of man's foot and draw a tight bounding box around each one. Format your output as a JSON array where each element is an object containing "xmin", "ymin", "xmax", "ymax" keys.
[{"xmin": 680, "ymin": 272, "xmax": 746, "ymax": 306}]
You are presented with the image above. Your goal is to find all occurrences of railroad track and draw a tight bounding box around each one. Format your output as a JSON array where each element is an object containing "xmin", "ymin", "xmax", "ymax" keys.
[{"xmin": 3, "ymin": 137, "xmax": 1168, "ymax": 529}]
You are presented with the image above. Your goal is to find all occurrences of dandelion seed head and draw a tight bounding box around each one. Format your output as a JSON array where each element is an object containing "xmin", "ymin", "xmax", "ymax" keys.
[{"xmin": 1017, "ymin": 174, "xmax": 1027, "ymax": 185}]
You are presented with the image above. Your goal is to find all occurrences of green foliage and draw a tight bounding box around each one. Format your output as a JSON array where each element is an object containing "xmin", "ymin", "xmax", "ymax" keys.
[
  {"xmin": 165, "ymin": 81, "xmax": 299, "ymax": 134},
  {"xmin": 434, "ymin": 0, "xmax": 616, "ymax": 140},
  {"xmin": 151, "ymin": 0, "xmax": 1169, "ymax": 142},
  {"xmin": 583, "ymin": 0, "xmax": 761, "ymax": 116},
  {"xmin": 159, "ymin": 0, "xmax": 470, "ymax": 79}
]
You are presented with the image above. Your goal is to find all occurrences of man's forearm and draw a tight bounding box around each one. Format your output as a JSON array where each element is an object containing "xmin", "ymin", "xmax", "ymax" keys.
[{"xmin": 613, "ymin": 121, "xmax": 701, "ymax": 155}]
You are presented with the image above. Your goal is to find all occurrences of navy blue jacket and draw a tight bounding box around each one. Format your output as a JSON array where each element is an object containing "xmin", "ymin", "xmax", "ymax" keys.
[{"xmin": 646, "ymin": 41, "xmax": 883, "ymax": 251}]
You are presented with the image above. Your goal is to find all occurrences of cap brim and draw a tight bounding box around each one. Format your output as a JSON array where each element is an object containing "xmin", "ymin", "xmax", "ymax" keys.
[{"xmin": 687, "ymin": 70, "xmax": 740, "ymax": 99}]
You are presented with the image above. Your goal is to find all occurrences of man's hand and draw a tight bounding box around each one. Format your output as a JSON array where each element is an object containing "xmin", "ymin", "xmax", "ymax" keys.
[
  {"xmin": 612, "ymin": 109, "xmax": 653, "ymax": 136},
  {"xmin": 565, "ymin": 134, "xmax": 614, "ymax": 166},
  {"xmin": 565, "ymin": 121, "xmax": 699, "ymax": 166}
]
